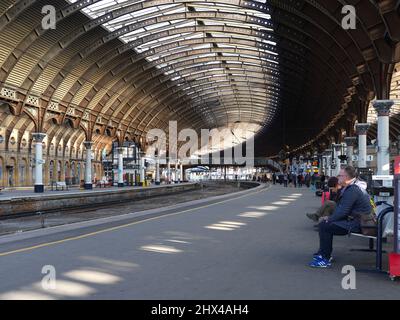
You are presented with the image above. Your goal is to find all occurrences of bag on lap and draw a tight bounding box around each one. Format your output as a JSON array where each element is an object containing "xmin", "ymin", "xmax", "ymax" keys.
[{"xmin": 321, "ymin": 191, "xmax": 330, "ymax": 205}]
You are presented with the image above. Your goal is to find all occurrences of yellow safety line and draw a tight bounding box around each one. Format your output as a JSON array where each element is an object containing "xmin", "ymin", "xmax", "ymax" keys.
[{"xmin": 0, "ymin": 185, "xmax": 269, "ymax": 257}]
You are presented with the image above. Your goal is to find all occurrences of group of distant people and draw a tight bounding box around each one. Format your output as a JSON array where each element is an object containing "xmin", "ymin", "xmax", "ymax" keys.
[{"xmin": 272, "ymin": 172, "xmax": 311, "ymax": 188}]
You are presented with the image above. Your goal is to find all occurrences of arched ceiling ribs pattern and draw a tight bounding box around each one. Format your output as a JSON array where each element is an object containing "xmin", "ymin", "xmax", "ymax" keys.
[
  {"xmin": 274, "ymin": 0, "xmax": 400, "ymax": 156},
  {"xmin": 3, "ymin": 0, "xmax": 279, "ymax": 125},
  {"xmin": 0, "ymin": 0, "xmax": 399, "ymax": 157}
]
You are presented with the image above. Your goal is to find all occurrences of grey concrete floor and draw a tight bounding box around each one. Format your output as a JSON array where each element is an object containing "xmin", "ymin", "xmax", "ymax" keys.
[{"xmin": 0, "ymin": 184, "xmax": 399, "ymax": 300}]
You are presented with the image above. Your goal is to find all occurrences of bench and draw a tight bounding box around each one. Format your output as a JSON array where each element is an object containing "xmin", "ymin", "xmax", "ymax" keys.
[
  {"xmin": 349, "ymin": 203, "xmax": 393, "ymax": 272},
  {"xmin": 51, "ymin": 181, "xmax": 69, "ymax": 191},
  {"xmin": 96, "ymin": 180, "xmax": 111, "ymax": 188}
]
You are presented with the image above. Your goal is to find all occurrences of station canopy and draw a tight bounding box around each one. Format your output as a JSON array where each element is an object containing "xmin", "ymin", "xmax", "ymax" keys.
[{"xmin": 0, "ymin": 0, "xmax": 399, "ymax": 156}]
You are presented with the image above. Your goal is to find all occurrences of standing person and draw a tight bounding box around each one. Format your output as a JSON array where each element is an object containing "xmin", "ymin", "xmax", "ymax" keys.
[
  {"xmin": 305, "ymin": 173, "xmax": 311, "ymax": 188},
  {"xmin": 283, "ymin": 172, "xmax": 288, "ymax": 187},
  {"xmin": 320, "ymin": 173, "xmax": 326, "ymax": 191},
  {"xmin": 311, "ymin": 173, "xmax": 317, "ymax": 191},
  {"xmin": 320, "ymin": 173, "xmax": 326, "ymax": 185},
  {"xmin": 292, "ymin": 173, "xmax": 297, "ymax": 188},
  {"xmin": 272, "ymin": 172, "xmax": 276, "ymax": 185},
  {"xmin": 297, "ymin": 174, "xmax": 303, "ymax": 188}
]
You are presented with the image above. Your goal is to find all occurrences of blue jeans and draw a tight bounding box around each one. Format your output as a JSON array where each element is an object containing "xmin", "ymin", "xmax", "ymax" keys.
[{"xmin": 317, "ymin": 221, "xmax": 348, "ymax": 259}]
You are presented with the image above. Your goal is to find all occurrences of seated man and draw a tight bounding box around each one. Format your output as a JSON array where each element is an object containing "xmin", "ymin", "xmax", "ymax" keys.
[
  {"xmin": 309, "ymin": 166, "xmax": 371, "ymax": 268},
  {"xmin": 306, "ymin": 176, "xmax": 340, "ymax": 222}
]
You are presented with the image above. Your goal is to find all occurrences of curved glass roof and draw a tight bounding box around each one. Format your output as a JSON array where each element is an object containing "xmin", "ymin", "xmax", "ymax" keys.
[{"xmin": 67, "ymin": 0, "xmax": 280, "ymax": 132}]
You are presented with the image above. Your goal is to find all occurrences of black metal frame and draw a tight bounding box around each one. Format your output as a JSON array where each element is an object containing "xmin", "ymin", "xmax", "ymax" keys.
[{"xmin": 355, "ymin": 203, "xmax": 394, "ymax": 274}]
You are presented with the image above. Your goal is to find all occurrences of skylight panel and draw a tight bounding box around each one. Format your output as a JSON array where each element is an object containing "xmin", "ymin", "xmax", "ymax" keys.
[{"xmin": 66, "ymin": 0, "xmax": 280, "ymax": 129}]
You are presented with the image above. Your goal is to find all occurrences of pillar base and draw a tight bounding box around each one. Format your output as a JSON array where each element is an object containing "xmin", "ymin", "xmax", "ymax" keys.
[
  {"xmin": 174, "ymin": 181, "xmax": 178, "ymax": 184},
  {"xmin": 84, "ymin": 183, "xmax": 93, "ymax": 190},
  {"xmin": 34, "ymin": 185, "xmax": 44, "ymax": 193},
  {"xmin": 118, "ymin": 183, "xmax": 124, "ymax": 188},
  {"xmin": 155, "ymin": 181, "xmax": 161, "ymax": 185}
]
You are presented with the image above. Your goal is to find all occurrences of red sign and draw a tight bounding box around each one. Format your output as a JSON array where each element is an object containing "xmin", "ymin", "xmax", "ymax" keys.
[{"xmin": 395, "ymin": 156, "xmax": 400, "ymax": 175}]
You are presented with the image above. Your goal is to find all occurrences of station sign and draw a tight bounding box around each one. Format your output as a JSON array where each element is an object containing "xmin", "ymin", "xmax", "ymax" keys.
[
  {"xmin": 372, "ymin": 175, "xmax": 394, "ymax": 180},
  {"xmin": 372, "ymin": 175, "xmax": 394, "ymax": 188}
]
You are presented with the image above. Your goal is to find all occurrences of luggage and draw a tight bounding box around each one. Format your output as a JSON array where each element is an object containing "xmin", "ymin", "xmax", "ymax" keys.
[{"xmin": 315, "ymin": 190, "xmax": 323, "ymax": 197}]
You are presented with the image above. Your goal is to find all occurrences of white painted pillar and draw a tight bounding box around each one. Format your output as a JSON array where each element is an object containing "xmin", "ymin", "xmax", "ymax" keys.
[
  {"xmin": 155, "ymin": 157, "xmax": 160, "ymax": 185},
  {"xmin": 167, "ymin": 159, "xmax": 171, "ymax": 184},
  {"xmin": 117, "ymin": 147, "xmax": 124, "ymax": 187},
  {"xmin": 140, "ymin": 156, "xmax": 145, "ymax": 186},
  {"xmin": 180, "ymin": 162, "xmax": 183, "ymax": 183},
  {"xmin": 33, "ymin": 133, "xmax": 46, "ymax": 193},
  {"xmin": 373, "ymin": 100, "xmax": 394, "ymax": 175},
  {"xmin": 84, "ymin": 141, "xmax": 93, "ymax": 189},
  {"xmin": 344, "ymin": 137, "xmax": 357, "ymax": 167},
  {"xmin": 355, "ymin": 123, "xmax": 370, "ymax": 169}
]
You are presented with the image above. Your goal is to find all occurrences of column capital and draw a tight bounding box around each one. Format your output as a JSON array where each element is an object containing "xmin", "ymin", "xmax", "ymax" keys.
[
  {"xmin": 83, "ymin": 141, "xmax": 93, "ymax": 149},
  {"xmin": 372, "ymin": 100, "xmax": 394, "ymax": 117},
  {"xmin": 355, "ymin": 123, "xmax": 370, "ymax": 135},
  {"xmin": 344, "ymin": 137, "xmax": 357, "ymax": 146},
  {"xmin": 32, "ymin": 132, "xmax": 46, "ymax": 142}
]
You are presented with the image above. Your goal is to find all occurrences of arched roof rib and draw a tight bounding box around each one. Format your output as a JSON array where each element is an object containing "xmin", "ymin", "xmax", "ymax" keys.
[
  {"xmin": 270, "ymin": 0, "xmax": 399, "ymax": 155},
  {"xmin": 0, "ymin": 0, "xmax": 399, "ymax": 156}
]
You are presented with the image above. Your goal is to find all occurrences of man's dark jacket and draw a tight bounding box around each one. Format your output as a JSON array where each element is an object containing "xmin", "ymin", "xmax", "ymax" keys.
[{"xmin": 327, "ymin": 179, "xmax": 372, "ymax": 232}]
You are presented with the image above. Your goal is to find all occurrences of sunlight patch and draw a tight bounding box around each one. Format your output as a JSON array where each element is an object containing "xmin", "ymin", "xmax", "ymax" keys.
[
  {"xmin": 0, "ymin": 290, "xmax": 55, "ymax": 300},
  {"xmin": 140, "ymin": 245, "xmax": 183, "ymax": 254},
  {"xmin": 239, "ymin": 211, "xmax": 268, "ymax": 218},
  {"xmin": 32, "ymin": 280, "xmax": 95, "ymax": 297},
  {"xmin": 64, "ymin": 270, "xmax": 121, "ymax": 285},
  {"xmin": 271, "ymin": 201, "xmax": 290, "ymax": 205},
  {"xmin": 248, "ymin": 205, "xmax": 279, "ymax": 211}
]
